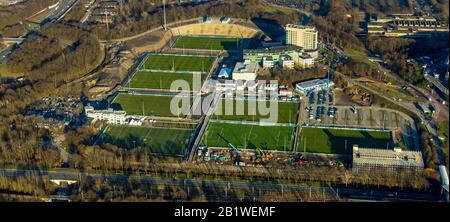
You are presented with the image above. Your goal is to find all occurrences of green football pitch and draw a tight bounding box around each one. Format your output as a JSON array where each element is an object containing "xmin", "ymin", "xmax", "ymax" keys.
[
  {"xmin": 128, "ymin": 71, "xmax": 206, "ymax": 91},
  {"xmin": 172, "ymin": 36, "xmax": 245, "ymax": 51},
  {"xmin": 298, "ymin": 127, "xmax": 393, "ymax": 154},
  {"xmin": 111, "ymin": 94, "xmax": 192, "ymax": 117},
  {"xmin": 141, "ymin": 54, "xmax": 216, "ymax": 72},
  {"xmin": 201, "ymin": 122, "xmax": 294, "ymax": 151},
  {"xmin": 212, "ymin": 99, "xmax": 299, "ymax": 123},
  {"xmin": 101, "ymin": 125, "xmax": 193, "ymax": 156}
]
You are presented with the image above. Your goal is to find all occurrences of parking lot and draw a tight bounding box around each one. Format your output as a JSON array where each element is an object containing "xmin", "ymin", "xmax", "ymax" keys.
[
  {"xmin": 300, "ymin": 89, "xmax": 420, "ymax": 150},
  {"xmin": 303, "ymin": 90, "xmax": 413, "ymax": 127}
]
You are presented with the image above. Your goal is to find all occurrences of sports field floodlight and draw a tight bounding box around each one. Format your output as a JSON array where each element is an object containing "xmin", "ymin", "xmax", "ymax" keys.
[
  {"xmin": 172, "ymin": 59, "xmax": 175, "ymax": 71},
  {"xmin": 344, "ymin": 139, "xmax": 347, "ymax": 153},
  {"xmin": 163, "ymin": 0, "xmax": 167, "ymax": 31}
]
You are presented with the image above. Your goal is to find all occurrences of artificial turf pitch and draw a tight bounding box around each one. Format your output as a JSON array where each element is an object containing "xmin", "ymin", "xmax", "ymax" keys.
[
  {"xmin": 111, "ymin": 94, "xmax": 192, "ymax": 117},
  {"xmin": 101, "ymin": 125, "xmax": 193, "ymax": 156},
  {"xmin": 298, "ymin": 127, "xmax": 392, "ymax": 155},
  {"xmin": 212, "ymin": 99, "xmax": 299, "ymax": 123},
  {"xmin": 172, "ymin": 36, "xmax": 244, "ymax": 51},
  {"xmin": 142, "ymin": 54, "xmax": 216, "ymax": 72},
  {"xmin": 201, "ymin": 122, "xmax": 294, "ymax": 151},
  {"xmin": 128, "ymin": 71, "xmax": 206, "ymax": 91}
]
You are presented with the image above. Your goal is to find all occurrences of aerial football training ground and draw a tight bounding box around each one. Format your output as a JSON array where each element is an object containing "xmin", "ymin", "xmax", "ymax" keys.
[
  {"xmin": 200, "ymin": 98, "xmax": 299, "ymax": 151},
  {"xmin": 111, "ymin": 93, "xmax": 192, "ymax": 117},
  {"xmin": 127, "ymin": 54, "xmax": 217, "ymax": 91},
  {"xmin": 141, "ymin": 54, "xmax": 216, "ymax": 72},
  {"xmin": 127, "ymin": 71, "xmax": 206, "ymax": 90},
  {"xmin": 201, "ymin": 122, "xmax": 294, "ymax": 151},
  {"xmin": 298, "ymin": 127, "xmax": 393, "ymax": 155},
  {"xmin": 172, "ymin": 36, "xmax": 246, "ymax": 51},
  {"xmin": 212, "ymin": 99, "xmax": 299, "ymax": 123},
  {"xmin": 101, "ymin": 125, "xmax": 194, "ymax": 156}
]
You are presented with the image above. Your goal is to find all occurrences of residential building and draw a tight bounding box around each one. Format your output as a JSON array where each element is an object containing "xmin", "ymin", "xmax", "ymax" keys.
[
  {"xmin": 279, "ymin": 55, "xmax": 294, "ymax": 69},
  {"xmin": 262, "ymin": 56, "xmax": 275, "ymax": 69},
  {"xmin": 298, "ymin": 54, "xmax": 315, "ymax": 68},
  {"xmin": 285, "ymin": 24, "xmax": 318, "ymax": 50}
]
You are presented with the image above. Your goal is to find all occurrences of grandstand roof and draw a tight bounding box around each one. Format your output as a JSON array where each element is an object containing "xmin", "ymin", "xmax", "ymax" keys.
[{"xmin": 353, "ymin": 148, "xmax": 424, "ymax": 168}]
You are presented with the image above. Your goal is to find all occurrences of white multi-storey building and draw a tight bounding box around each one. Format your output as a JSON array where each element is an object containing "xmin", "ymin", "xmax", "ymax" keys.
[
  {"xmin": 85, "ymin": 106, "xmax": 127, "ymax": 125},
  {"xmin": 285, "ymin": 24, "xmax": 318, "ymax": 50}
]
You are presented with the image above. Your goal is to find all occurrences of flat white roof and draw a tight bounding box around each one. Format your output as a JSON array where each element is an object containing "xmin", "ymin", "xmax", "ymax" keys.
[
  {"xmin": 296, "ymin": 79, "xmax": 334, "ymax": 89},
  {"xmin": 233, "ymin": 62, "xmax": 258, "ymax": 74}
]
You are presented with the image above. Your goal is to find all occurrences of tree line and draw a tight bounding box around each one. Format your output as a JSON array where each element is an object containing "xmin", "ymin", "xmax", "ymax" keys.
[{"xmin": 91, "ymin": 0, "xmax": 299, "ymax": 40}]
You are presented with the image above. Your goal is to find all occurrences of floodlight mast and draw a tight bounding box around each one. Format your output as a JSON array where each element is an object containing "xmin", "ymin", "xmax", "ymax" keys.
[{"xmin": 163, "ymin": 0, "xmax": 167, "ymax": 31}]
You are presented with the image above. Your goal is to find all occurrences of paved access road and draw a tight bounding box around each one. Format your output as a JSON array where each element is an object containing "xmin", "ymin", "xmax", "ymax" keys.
[{"xmin": 331, "ymin": 69, "xmax": 446, "ymax": 167}]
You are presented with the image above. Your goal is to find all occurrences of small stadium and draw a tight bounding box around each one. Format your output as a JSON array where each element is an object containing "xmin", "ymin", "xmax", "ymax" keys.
[
  {"xmin": 298, "ymin": 126, "xmax": 393, "ymax": 155},
  {"xmin": 100, "ymin": 125, "xmax": 195, "ymax": 156},
  {"xmin": 110, "ymin": 93, "xmax": 193, "ymax": 118},
  {"xmin": 201, "ymin": 98, "xmax": 299, "ymax": 151}
]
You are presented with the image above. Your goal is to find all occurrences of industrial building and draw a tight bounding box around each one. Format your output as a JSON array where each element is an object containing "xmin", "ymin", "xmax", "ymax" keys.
[
  {"xmin": 352, "ymin": 146, "xmax": 424, "ymax": 173},
  {"xmin": 285, "ymin": 24, "xmax": 318, "ymax": 50},
  {"xmin": 295, "ymin": 79, "xmax": 334, "ymax": 94},
  {"xmin": 232, "ymin": 61, "xmax": 258, "ymax": 81},
  {"xmin": 366, "ymin": 15, "xmax": 449, "ymax": 37}
]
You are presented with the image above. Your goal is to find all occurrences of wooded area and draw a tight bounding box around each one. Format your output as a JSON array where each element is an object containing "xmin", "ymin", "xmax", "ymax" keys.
[
  {"xmin": 92, "ymin": 0, "xmax": 299, "ymax": 40},
  {"xmin": 0, "ymin": 0, "xmax": 59, "ymax": 37}
]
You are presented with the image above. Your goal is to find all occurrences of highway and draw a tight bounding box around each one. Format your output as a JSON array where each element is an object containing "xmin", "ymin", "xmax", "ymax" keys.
[
  {"xmin": 41, "ymin": 0, "xmax": 78, "ymax": 22},
  {"xmin": 0, "ymin": 168, "xmax": 443, "ymax": 202},
  {"xmin": 0, "ymin": 0, "xmax": 78, "ymax": 64},
  {"xmin": 0, "ymin": 46, "xmax": 12, "ymax": 65},
  {"xmin": 262, "ymin": 0, "xmax": 312, "ymax": 17}
]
